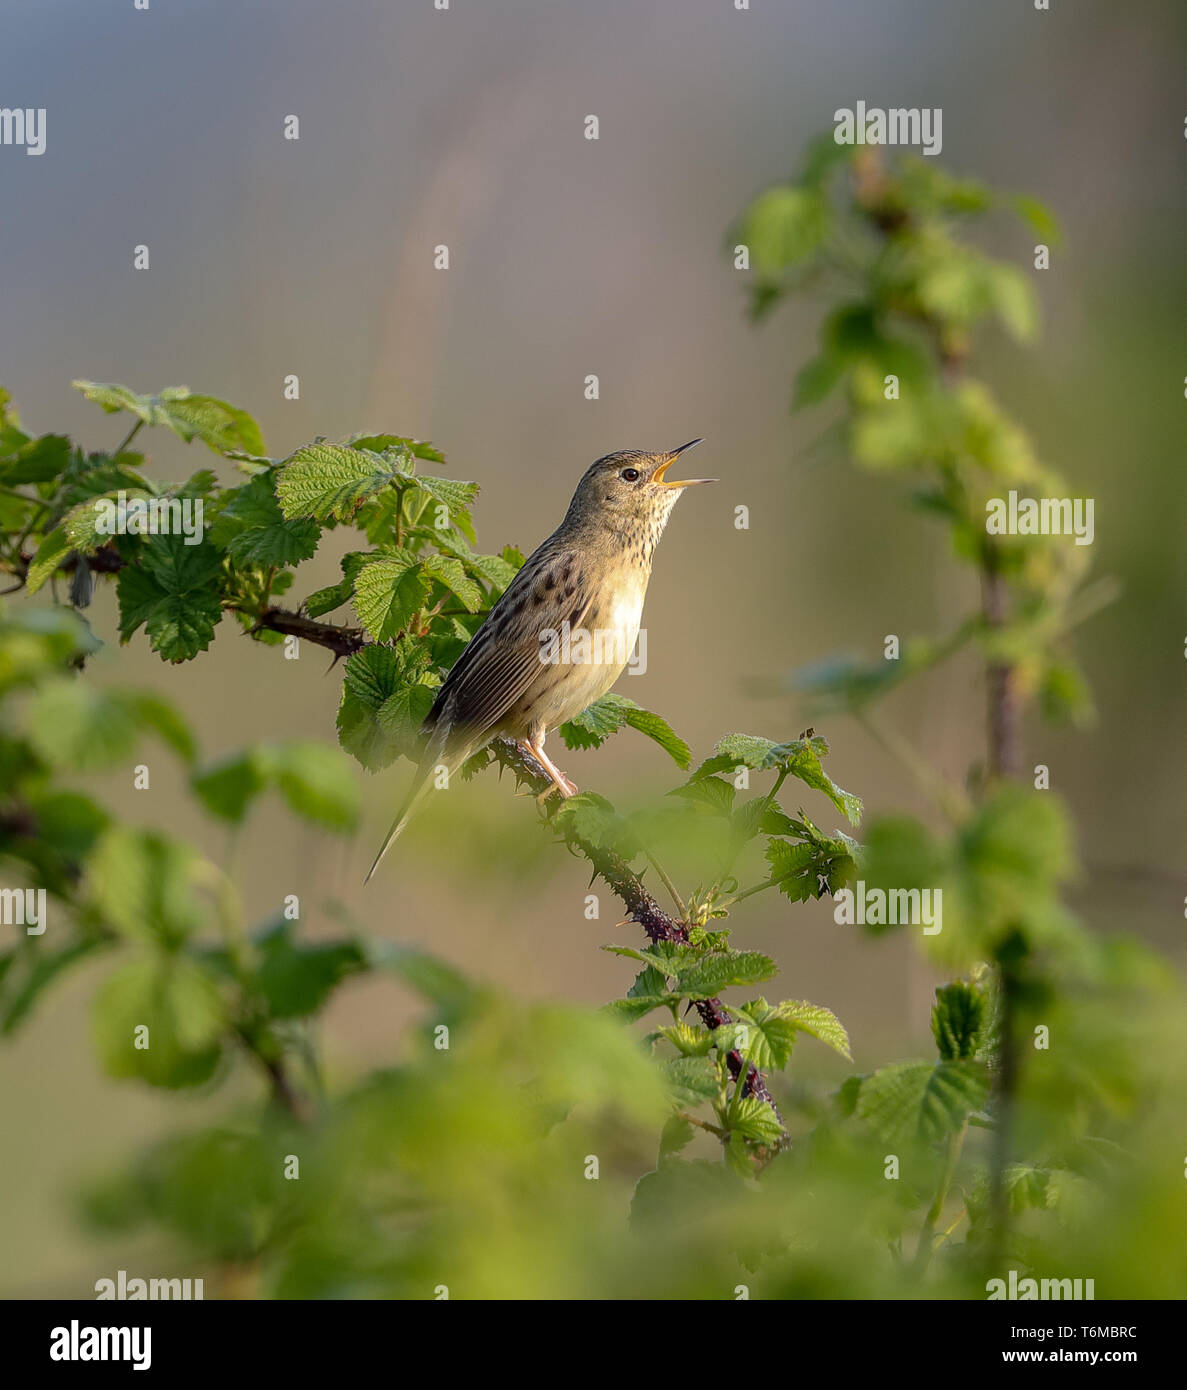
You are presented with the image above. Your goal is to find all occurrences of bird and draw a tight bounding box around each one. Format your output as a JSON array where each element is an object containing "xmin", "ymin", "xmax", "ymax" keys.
[{"xmin": 364, "ymin": 440, "xmax": 714, "ymax": 881}]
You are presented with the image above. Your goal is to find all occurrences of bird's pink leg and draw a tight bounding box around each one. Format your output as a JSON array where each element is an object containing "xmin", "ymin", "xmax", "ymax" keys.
[{"xmin": 517, "ymin": 737, "xmax": 579, "ymax": 801}]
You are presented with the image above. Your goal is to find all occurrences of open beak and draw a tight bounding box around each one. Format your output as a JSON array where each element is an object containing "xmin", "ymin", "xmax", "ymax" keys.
[{"xmin": 653, "ymin": 438, "xmax": 716, "ymax": 488}]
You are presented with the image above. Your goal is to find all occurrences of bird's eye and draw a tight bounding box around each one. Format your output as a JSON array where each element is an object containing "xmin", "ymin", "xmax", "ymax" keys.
[{"xmin": 620, "ymin": 467, "xmax": 640, "ymax": 482}]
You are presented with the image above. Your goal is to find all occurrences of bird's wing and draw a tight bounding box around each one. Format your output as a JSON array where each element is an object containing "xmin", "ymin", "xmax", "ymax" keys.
[{"xmin": 424, "ymin": 537, "xmax": 592, "ymax": 742}]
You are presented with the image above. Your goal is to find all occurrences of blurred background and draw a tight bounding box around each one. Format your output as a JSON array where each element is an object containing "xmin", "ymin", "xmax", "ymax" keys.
[{"xmin": 0, "ymin": 0, "xmax": 1183, "ymax": 1294}]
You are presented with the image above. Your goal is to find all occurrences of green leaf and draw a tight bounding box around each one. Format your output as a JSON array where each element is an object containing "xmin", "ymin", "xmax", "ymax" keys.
[
  {"xmin": 73, "ymin": 381, "xmax": 264, "ymax": 456},
  {"xmin": 931, "ymin": 981, "xmax": 987, "ymax": 1061},
  {"xmin": 303, "ymin": 550, "xmax": 373, "ymax": 619},
  {"xmin": 73, "ymin": 380, "xmax": 161, "ymax": 423},
  {"xmin": 985, "ymin": 263, "xmax": 1038, "ymax": 342},
  {"xmin": 192, "ymin": 751, "xmax": 268, "ymax": 824},
  {"xmin": 779, "ymin": 736, "xmax": 863, "ymax": 826},
  {"xmin": 192, "ymin": 742, "xmax": 358, "ymax": 830},
  {"xmin": 774, "ymin": 999, "xmax": 852, "ymax": 1060},
  {"xmin": 421, "ymin": 554, "xmax": 483, "ymax": 612},
  {"xmin": 1, "ymin": 938, "xmax": 107, "ymax": 1035},
  {"xmin": 656, "ymin": 1022, "xmax": 714, "ymax": 1056},
  {"xmin": 87, "ymin": 827, "xmax": 206, "ymax": 947},
  {"xmin": 619, "ymin": 704, "xmax": 691, "ymax": 769},
  {"xmin": 337, "ymin": 644, "xmax": 432, "ymax": 771},
  {"xmin": 214, "ymin": 473, "xmax": 319, "ymax": 567},
  {"xmin": 670, "ymin": 774, "xmax": 736, "ymax": 817},
  {"xmin": 376, "ymin": 680, "xmax": 437, "ymax": 741},
  {"xmin": 276, "ymin": 443, "xmax": 404, "ymax": 522},
  {"xmin": 352, "ymin": 554, "xmax": 428, "ymax": 641},
  {"xmin": 856, "ymin": 1059, "xmax": 990, "ymax": 1147},
  {"xmin": 793, "ymin": 354, "xmax": 844, "ymax": 410},
  {"xmin": 409, "ymin": 474, "xmax": 480, "ymax": 525},
  {"xmin": 559, "ymin": 693, "xmax": 690, "ymax": 768},
  {"xmin": 26, "ymin": 681, "xmax": 196, "ymax": 770},
  {"xmin": 742, "ymin": 187, "xmax": 829, "ymax": 273},
  {"xmin": 552, "ymin": 792, "xmax": 640, "ymax": 858},
  {"xmin": 602, "ymin": 964, "xmax": 679, "ymax": 1022},
  {"xmin": 697, "ymin": 733, "xmax": 861, "ymax": 826},
  {"xmin": 269, "ymin": 742, "xmax": 359, "ymax": 831},
  {"xmin": 93, "ymin": 953, "xmax": 224, "ymax": 1088},
  {"xmin": 347, "ymin": 433, "xmax": 445, "ymax": 465},
  {"xmin": 661, "ymin": 1055, "xmax": 720, "ymax": 1107},
  {"xmin": 726, "ymin": 1096, "xmax": 786, "ymax": 1145},
  {"xmin": 762, "ymin": 839, "xmax": 820, "ymax": 902},
  {"xmin": 658, "ymin": 1113, "xmax": 695, "ymax": 1162},
  {"xmin": 713, "ymin": 999, "xmax": 795, "ymax": 1070},
  {"xmin": 24, "ymin": 527, "xmax": 73, "ymax": 595},
  {"xmin": 0, "ymin": 433, "xmax": 71, "ymax": 485},
  {"xmin": 116, "ymin": 534, "xmax": 224, "ymax": 662},
  {"xmin": 1010, "ymin": 193, "xmax": 1062, "ymax": 245},
  {"xmin": 252, "ymin": 919, "xmax": 366, "ymax": 1019},
  {"xmin": 157, "ymin": 394, "xmax": 265, "ymax": 456},
  {"xmin": 719, "ymin": 997, "xmax": 850, "ymax": 1066},
  {"xmin": 367, "ymin": 942, "xmax": 484, "ymax": 1023},
  {"xmin": 674, "ymin": 949, "xmax": 778, "ymax": 1001}
]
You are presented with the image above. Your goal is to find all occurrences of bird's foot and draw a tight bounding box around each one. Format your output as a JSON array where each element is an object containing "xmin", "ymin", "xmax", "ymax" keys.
[{"xmin": 535, "ymin": 773, "xmax": 578, "ymax": 806}]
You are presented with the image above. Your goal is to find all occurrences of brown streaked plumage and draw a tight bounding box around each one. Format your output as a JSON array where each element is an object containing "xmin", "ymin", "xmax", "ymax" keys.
[{"xmin": 365, "ymin": 440, "xmax": 714, "ymax": 880}]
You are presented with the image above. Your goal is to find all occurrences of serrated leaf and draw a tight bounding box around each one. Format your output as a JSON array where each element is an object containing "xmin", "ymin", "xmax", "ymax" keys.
[
  {"xmin": 674, "ymin": 949, "xmax": 777, "ymax": 1001},
  {"xmin": 670, "ymin": 775, "xmax": 737, "ymax": 817},
  {"xmin": 726, "ymin": 1096, "xmax": 786, "ymax": 1145},
  {"xmin": 214, "ymin": 473, "xmax": 319, "ymax": 567},
  {"xmin": 24, "ymin": 527, "xmax": 72, "ymax": 594},
  {"xmin": 157, "ymin": 393, "xmax": 265, "ymax": 456},
  {"xmin": 656, "ymin": 1022, "xmax": 714, "ymax": 1056},
  {"xmin": 73, "ymin": 381, "xmax": 264, "ymax": 456},
  {"xmin": 662, "ymin": 1055, "xmax": 721, "ymax": 1107},
  {"xmin": 931, "ymin": 980, "xmax": 986, "ymax": 1061},
  {"xmin": 276, "ymin": 443, "xmax": 402, "ymax": 522},
  {"xmin": 559, "ymin": 693, "xmax": 690, "ymax": 768},
  {"xmin": 352, "ymin": 554, "xmax": 428, "ymax": 641},
  {"xmin": 421, "ymin": 553, "xmax": 482, "ymax": 612},
  {"xmin": 337, "ymin": 644, "xmax": 427, "ymax": 771},
  {"xmin": 774, "ymin": 999, "xmax": 852, "ymax": 1060},
  {"xmin": 347, "ymin": 433, "xmax": 445, "ymax": 464},
  {"xmin": 658, "ymin": 1113, "xmax": 695, "ymax": 1162},
  {"xmin": 552, "ymin": 792, "xmax": 640, "ymax": 858},
  {"xmin": 856, "ymin": 1059, "xmax": 990, "ymax": 1147},
  {"xmin": 115, "ymin": 534, "xmax": 223, "ymax": 662}
]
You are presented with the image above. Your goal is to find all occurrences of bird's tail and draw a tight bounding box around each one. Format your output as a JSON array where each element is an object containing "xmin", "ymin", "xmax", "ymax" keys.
[{"xmin": 364, "ymin": 761, "xmax": 443, "ymax": 883}]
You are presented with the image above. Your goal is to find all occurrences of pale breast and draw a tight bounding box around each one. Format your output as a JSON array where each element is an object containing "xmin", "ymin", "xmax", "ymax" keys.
[{"xmin": 502, "ymin": 571, "xmax": 648, "ymax": 736}]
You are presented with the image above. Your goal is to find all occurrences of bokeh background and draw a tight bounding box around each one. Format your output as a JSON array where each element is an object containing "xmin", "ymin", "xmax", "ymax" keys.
[{"xmin": 1, "ymin": 0, "xmax": 1183, "ymax": 1294}]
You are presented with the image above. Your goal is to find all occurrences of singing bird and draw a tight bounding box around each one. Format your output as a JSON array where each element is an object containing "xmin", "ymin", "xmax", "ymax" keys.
[{"xmin": 365, "ymin": 440, "xmax": 714, "ymax": 880}]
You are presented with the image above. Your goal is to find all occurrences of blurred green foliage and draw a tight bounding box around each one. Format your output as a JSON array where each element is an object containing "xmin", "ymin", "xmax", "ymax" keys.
[{"xmin": 0, "ymin": 137, "xmax": 1184, "ymax": 1298}]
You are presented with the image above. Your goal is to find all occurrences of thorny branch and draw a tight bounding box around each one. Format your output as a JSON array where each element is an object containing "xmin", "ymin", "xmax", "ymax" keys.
[{"xmin": 490, "ymin": 738, "xmax": 790, "ymax": 1153}]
